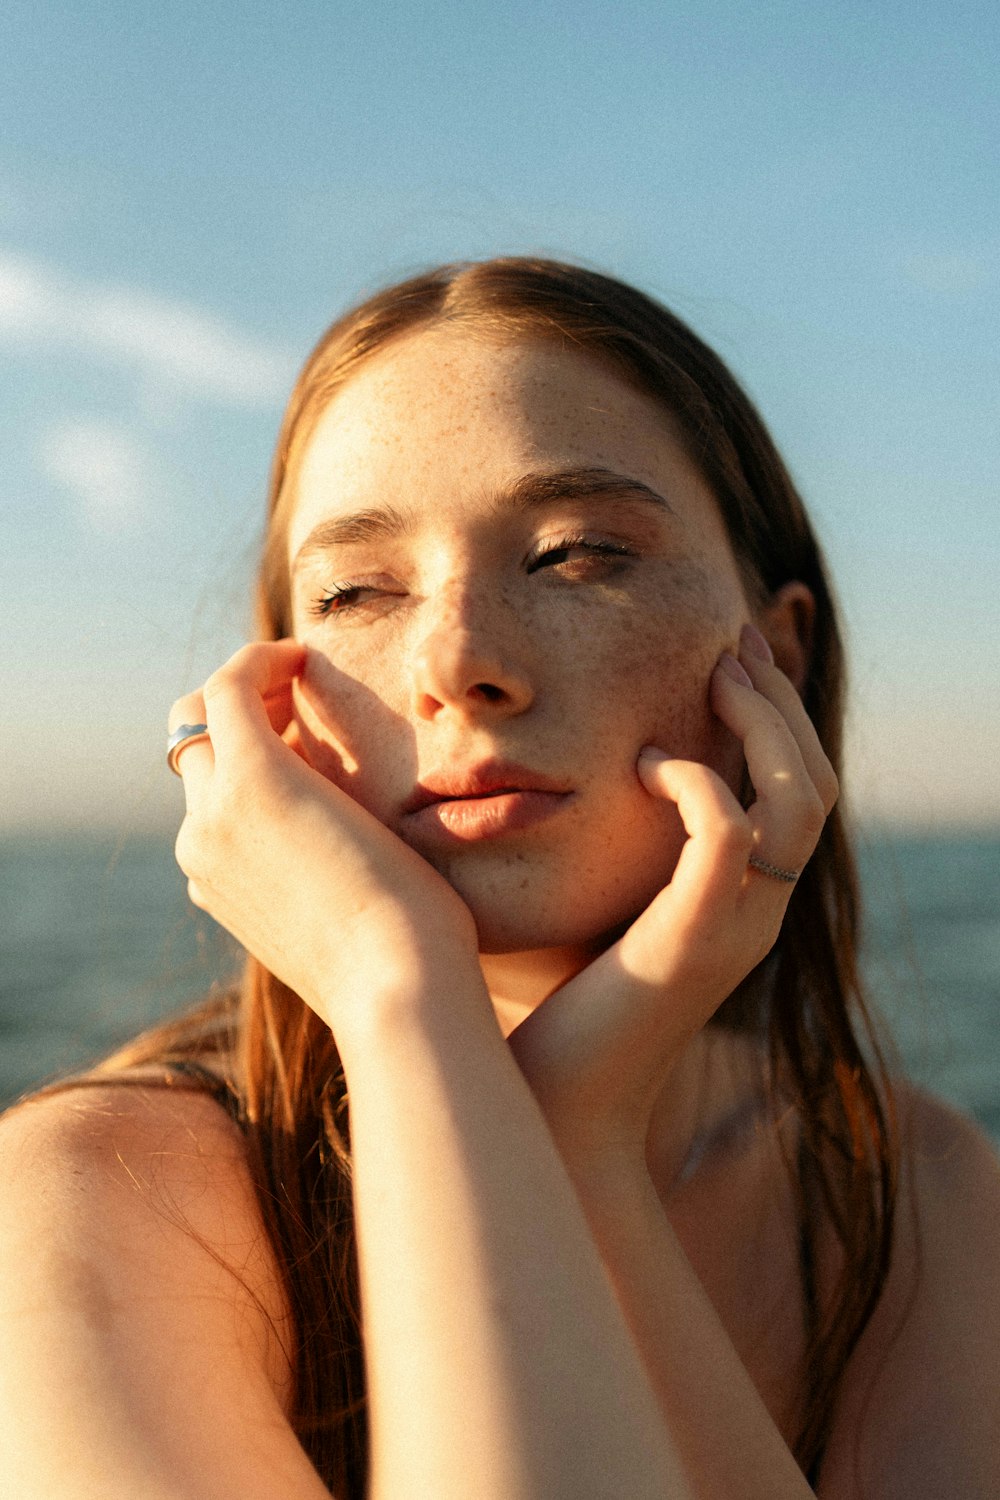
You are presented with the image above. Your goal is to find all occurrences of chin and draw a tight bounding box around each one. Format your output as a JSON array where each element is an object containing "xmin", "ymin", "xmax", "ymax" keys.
[{"xmin": 443, "ymin": 854, "xmax": 677, "ymax": 958}]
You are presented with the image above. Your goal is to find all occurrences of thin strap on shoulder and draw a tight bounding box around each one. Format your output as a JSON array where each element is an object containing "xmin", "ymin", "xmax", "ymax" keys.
[
  {"xmin": 157, "ymin": 1058, "xmax": 247, "ymax": 1130},
  {"xmin": 58, "ymin": 1058, "xmax": 249, "ymax": 1132}
]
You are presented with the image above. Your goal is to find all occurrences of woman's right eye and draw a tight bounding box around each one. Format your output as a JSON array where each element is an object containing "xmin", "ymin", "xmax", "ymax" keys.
[{"xmin": 309, "ymin": 582, "xmax": 390, "ymax": 619}]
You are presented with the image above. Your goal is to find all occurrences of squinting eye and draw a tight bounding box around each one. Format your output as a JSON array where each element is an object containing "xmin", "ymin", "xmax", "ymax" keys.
[
  {"xmin": 309, "ymin": 582, "xmax": 388, "ymax": 619},
  {"xmin": 528, "ymin": 535, "xmax": 634, "ymax": 573}
]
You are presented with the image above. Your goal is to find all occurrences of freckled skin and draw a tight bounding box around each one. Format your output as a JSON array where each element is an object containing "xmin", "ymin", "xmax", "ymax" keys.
[{"xmin": 285, "ymin": 328, "xmax": 752, "ymax": 961}]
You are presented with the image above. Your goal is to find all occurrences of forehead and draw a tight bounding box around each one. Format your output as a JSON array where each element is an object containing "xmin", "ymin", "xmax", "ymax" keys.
[{"xmin": 286, "ymin": 326, "xmax": 724, "ymax": 558}]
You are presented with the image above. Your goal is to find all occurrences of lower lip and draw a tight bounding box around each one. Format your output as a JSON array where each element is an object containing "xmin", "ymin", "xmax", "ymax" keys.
[{"xmin": 406, "ymin": 790, "xmax": 572, "ymax": 842}]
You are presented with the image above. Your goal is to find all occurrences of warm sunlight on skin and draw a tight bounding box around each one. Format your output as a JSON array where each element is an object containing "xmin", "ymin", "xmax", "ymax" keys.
[{"xmin": 284, "ymin": 328, "xmax": 758, "ymax": 1021}]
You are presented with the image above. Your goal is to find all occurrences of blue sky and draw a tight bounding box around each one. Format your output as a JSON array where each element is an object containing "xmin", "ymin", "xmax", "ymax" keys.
[{"xmin": 2, "ymin": 0, "xmax": 997, "ymax": 830}]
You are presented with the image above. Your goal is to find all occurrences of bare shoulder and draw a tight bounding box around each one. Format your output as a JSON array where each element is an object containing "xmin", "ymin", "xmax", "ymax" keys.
[
  {"xmin": 0, "ymin": 1079, "xmax": 285, "ymax": 1337},
  {"xmin": 819, "ymin": 1081, "xmax": 1000, "ymax": 1499},
  {"xmin": 0, "ymin": 1082, "xmax": 329, "ymax": 1499},
  {"xmin": 1, "ymin": 1073, "xmax": 248, "ymax": 1187},
  {"xmin": 898, "ymin": 1080, "xmax": 1000, "ymax": 1171}
]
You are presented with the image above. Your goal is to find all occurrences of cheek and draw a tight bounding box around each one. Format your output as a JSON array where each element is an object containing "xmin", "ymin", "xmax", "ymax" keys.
[{"xmin": 578, "ymin": 566, "xmax": 744, "ymax": 775}]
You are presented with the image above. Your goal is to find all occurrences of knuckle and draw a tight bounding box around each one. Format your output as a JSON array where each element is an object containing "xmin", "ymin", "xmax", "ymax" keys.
[
  {"xmin": 202, "ymin": 667, "xmax": 229, "ymax": 703},
  {"xmin": 233, "ymin": 640, "xmax": 273, "ymax": 677},
  {"xmin": 174, "ymin": 820, "xmax": 198, "ymax": 878},
  {"xmin": 756, "ymin": 698, "xmax": 788, "ymax": 736},
  {"xmin": 231, "ymin": 641, "xmax": 264, "ymax": 671},
  {"xmin": 756, "ymin": 919, "xmax": 784, "ymax": 964},
  {"xmin": 186, "ymin": 878, "xmax": 207, "ymax": 911},
  {"xmin": 168, "ymin": 692, "xmax": 203, "ymax": 728},
  {"xmin": 203, "ymin": 641, "xmax": 272, "ymax": 701},
  {"xmin": 817, "ymin": 762, "xmax": 840, "ymax": 814},
  {"xmin": 175, "ymin": 805, "xmax": 229, "ymax": 879},
  {"xmin": 795, "ymin": 786, "xmax": 828, "ymax": 839}
]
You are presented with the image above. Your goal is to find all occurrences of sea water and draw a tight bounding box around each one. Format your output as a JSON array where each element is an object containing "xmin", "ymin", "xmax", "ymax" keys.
[{"xmin": 2, "ymin": 828, "xmax": 998, "ymax": 1143}]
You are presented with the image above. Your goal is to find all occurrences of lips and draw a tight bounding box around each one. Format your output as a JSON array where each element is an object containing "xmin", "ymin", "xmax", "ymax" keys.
[
  {"xmin": 401, "ymin": 760, "xmax": 572, "ymax": 814},
  {"xmin": 395, "ymin": 756, "xmax": 569, "ymax": 840}
]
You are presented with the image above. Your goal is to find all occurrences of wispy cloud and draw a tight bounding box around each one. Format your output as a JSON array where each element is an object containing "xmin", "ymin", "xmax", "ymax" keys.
[
  {"xmin": 39, "ymin": 419, "xmax": 152, "ymax": 530},
  {"xmin": 0, "ymin": 250, "xmax": 296, "ymax": 407}
]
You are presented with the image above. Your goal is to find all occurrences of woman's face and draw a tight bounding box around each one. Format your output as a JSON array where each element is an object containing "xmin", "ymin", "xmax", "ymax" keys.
[{"xmin": 285, "ymin": 327, "xmax": 753, "ymax": 961}]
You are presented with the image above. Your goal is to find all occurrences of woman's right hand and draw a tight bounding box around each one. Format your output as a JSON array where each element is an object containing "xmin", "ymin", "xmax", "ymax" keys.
[{"xmin": 169, "ymin": 639, "xmax": 484, "ymax": 1045}]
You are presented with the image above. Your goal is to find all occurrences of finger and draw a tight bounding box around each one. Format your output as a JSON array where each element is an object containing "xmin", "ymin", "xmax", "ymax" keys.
[
  {"xmin": 202, "ymin": 639, "xmax": 306, "ymax": 768},
  {"xmin": 626, "ymin": 753, "xmax": 752, "ymax": 983},
  {"xmin": 710, "ymin": 656, "xmax": 825, "ymax": 874},
  {"xmin": 167, "ymin": 690, "xmax": 214, "ymax": 797},
  {"xmin": 168, "ymin": 646, "xmax": 301, "ymax": 792},
  {"xmin": 168, "ymin": 689, "xmax": 208, "ymax": 737},
  {"xmin": 516, "ymin": 756, "xmax": 750, "ymax": 1087},
  {"xmin": 261, "ymin": 678, "xmax": 298, "ymax": 737},
  {"xmin": 637, "ymin": 752, "xmax": 750, "ymax": 903},
  {"xmin": 737, "ymin": 627, "xmax": 839, "ymax": 814}
]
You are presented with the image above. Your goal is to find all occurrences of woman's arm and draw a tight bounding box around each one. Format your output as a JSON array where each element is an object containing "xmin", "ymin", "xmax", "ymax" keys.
[
  {"xmin": 340, "ymin": 973, "xmax": 694, "ymax": 1500},
  {"xmin": 562, "ymin": 1153, "xmax": 813, "ymax": 1500}
]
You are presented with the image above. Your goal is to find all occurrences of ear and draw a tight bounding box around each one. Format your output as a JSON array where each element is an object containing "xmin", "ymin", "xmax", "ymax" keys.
[{"xmin": 755, "ymin": 581, "xmax": 815, "ymax": 694}]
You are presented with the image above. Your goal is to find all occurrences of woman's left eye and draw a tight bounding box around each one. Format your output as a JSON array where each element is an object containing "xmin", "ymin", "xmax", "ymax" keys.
[{"xmin": 528, "ymin": 535, "xmax": 634, "ymax": 576}]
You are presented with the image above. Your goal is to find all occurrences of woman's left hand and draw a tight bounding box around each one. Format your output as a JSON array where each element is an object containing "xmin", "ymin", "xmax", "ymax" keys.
[{"xmin": 506, "ymin": 628, "xmax": 839, "ymax": 1174}]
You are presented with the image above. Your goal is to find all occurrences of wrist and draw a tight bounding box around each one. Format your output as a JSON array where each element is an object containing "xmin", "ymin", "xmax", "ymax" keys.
[
  {"xmin": 329, "ymin": 953, "xmax": 497, "ymax": 1076},
  {"xmin": 549, "ymin": 1130, "xmax": 654, "ymax": 1202}
]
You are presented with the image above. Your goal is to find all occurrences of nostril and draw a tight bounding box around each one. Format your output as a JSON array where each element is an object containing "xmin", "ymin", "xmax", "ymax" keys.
[{"xmin": 474, "ymin": 682, "xmax": 506, "ymax": 704}]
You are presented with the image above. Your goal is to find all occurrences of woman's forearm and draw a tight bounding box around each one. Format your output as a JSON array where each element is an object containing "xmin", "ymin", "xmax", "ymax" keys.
[
  {"xmin": 337, "ymin": 980, "xmax": 694, "ymax": 1500},
  {"xmin": 567, "ymin": 1161, "xmax": 814, "ymax": 1500}
]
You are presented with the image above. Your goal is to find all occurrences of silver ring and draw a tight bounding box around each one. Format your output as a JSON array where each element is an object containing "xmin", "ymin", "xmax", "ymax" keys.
[
  {"xmin": 748, "ymin": 852, "xmax": 800, "ymax": 884},
  {"xmin": 167, "ymin": 722, "xmax": 210, "ymax": 776}
]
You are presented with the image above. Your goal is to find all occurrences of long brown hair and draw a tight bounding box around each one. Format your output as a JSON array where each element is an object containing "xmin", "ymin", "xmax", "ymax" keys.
[{"xmin": 54, "ymin": 259, "xmax": 898, "ymax": 1494}]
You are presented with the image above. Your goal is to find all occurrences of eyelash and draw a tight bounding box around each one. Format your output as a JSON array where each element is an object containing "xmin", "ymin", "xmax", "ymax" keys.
[
  {"xmin": 529, "ymin": 533, "xmax": 633, "ymax": 572},
  {"xmin": 309, "ymin": 581, "xmax": 377, "ymax": 618},
  {"xmin": 308, "ymin": 535, "xmax": 634, "ymax": 619}
]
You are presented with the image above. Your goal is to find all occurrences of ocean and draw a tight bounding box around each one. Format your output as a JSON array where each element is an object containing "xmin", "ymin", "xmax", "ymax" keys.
[{"xmin": 2, "ymin": 828, "xmax": 998, "ymax": 1143}]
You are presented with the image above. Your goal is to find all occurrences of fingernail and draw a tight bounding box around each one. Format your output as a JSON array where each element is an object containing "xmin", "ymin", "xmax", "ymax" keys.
[
  {"xmin": 717, "ymin": 652, "xmax": 754, "ymax": 688},
  {"xmin": 638, "ymin": 746, "xmax": 671, "ymax": 768},
  {"xmin": 740, "ymin": 623, "xmax": 774, "ymax": 663}
]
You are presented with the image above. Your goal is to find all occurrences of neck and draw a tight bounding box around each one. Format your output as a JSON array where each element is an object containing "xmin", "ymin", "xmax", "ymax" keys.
[{"xmin": 478, "ymin": 944, "xmax": 597, "ymax": 1038}]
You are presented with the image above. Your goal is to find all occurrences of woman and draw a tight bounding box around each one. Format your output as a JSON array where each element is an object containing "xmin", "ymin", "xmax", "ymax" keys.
[{"xmin": 1, "ymin": 259, "xmax": 996, "ymax": 1499}]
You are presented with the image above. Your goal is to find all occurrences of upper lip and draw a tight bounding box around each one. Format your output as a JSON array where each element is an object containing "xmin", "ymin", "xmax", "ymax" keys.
[{"xmin": 402, "ymin": 760, "xmax": 573, "ymax": 814}]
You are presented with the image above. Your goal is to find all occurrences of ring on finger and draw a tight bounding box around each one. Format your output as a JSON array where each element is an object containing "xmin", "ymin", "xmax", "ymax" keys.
[
  {"xmin": 167, "ymin": 722, "xmax": 211, "ymax": 776},
  {"xmin": 747, "ymin": 852, "xmax": 800, "ymax": 884}
]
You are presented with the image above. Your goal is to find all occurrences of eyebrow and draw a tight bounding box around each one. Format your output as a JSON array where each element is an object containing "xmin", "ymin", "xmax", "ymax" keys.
[{"xmin": 291, "ymin": 465, "xmax": 675, "ymax": 571}]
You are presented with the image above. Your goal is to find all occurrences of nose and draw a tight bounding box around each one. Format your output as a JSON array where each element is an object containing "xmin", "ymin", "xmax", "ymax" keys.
[{"xmin": 410, "ymin": 588, "xmax": 535, "ymax": 723}]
